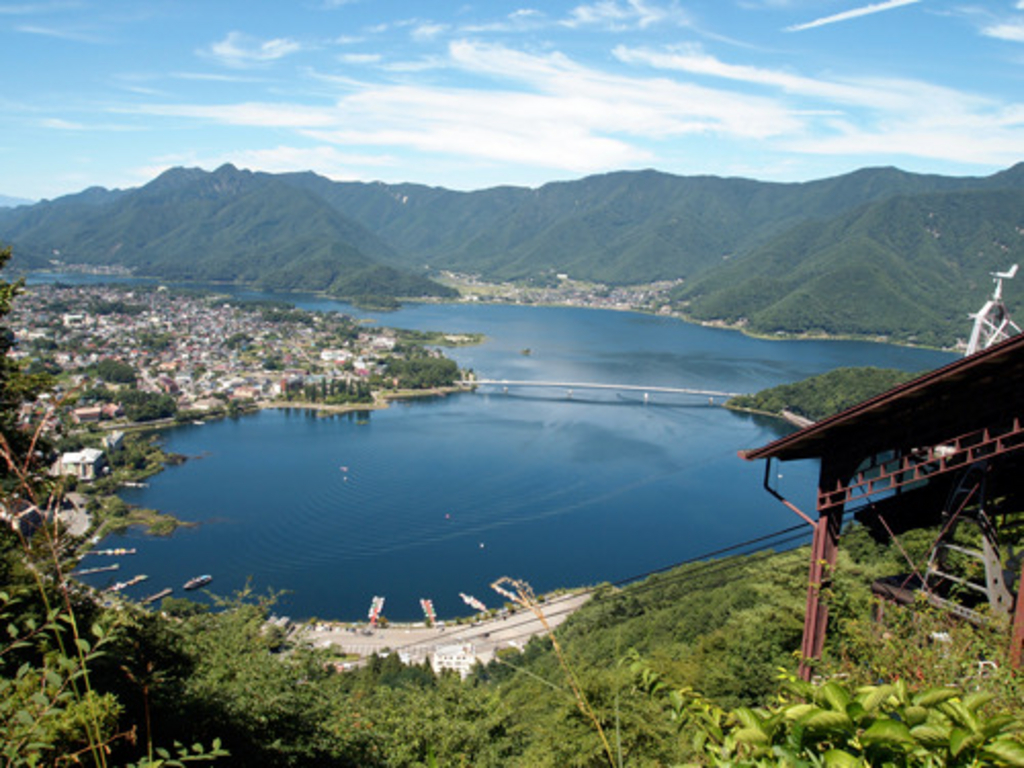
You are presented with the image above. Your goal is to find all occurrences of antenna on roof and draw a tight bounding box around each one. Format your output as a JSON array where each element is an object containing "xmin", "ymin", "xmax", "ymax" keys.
[{"xmin": 965, "ymin": 264, "xmax": 1020, "ymax": 356}]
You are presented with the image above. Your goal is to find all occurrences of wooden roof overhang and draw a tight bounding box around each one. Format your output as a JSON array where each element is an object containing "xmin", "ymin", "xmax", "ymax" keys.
[
  {"xmin": 740, "ymin": 333, "xmax": 1024, "ymax": 516},
  {"xmin": 739, "ymin": 333, "xmax": 1024, "ymax": 674}
]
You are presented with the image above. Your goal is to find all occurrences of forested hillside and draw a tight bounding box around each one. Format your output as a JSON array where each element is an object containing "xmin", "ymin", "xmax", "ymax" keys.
[
  {"xmin": 7, "ymin": 508, "xmax": 1023, "ymax": 765},
  {"xmin": 278, "ymin": 163, "xmax": 1024, "ymax": 289},
  {"xmin": 2, "ymin": 163, "xmax": 1024, "ymax": 341},
  {"xmin": 728, "ymin": 366, "xmax": 920, "ymax": 421},
  {"xmin": 2, "ymin": 239, "xmax": 1022, "ymax": 764},
  {"xmin": 676, "ymin": 187, "xmax": 1024, "ymax": 347},
  {"xmin": 0, "ymin": 165, "xmax": 455, "ymax": 301}
]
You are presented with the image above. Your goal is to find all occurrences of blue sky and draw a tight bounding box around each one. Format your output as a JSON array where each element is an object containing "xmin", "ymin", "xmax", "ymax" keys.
[{"xmin": 2, "ymin": 0, "xmax": 1024, "ymax": 201}]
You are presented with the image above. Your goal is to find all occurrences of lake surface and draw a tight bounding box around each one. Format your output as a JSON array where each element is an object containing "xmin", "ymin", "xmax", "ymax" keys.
[{"xmin": 49, "ymin": 279, "xmax": 954, "ymax": 621}]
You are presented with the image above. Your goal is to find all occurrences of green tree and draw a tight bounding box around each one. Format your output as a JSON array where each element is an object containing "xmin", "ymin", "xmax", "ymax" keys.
[{"xmin": 90, "ymin": 358, "xmax": 138, "ymax": 385}]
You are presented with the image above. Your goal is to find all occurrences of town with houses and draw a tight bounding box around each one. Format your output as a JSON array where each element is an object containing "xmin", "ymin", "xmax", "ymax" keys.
[
  {"xmin": 0, "ymin": 278, "xmax": 630, "ymax": 676},
  {"xmin": 1, "ymin": 281, "xmax": 470, "ymax": 533}
]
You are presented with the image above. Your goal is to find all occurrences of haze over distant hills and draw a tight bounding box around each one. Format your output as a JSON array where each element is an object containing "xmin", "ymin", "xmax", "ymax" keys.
[
  {"xmin": 2, "ymin": 161, "xmax": 1023, "ymax": 345},
  {"xmin": 0, "ymin": 194, "xmax": 34, "ymax": 208}
]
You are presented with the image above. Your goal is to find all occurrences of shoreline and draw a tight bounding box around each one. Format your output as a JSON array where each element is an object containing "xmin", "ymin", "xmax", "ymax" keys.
[
  {"xmin": 260, "ymin": 384, "xmax": 469, "ymax": 416},
  {"xmin": 26, "ymin": 269, "xmax": 957, "ymax": 353}
]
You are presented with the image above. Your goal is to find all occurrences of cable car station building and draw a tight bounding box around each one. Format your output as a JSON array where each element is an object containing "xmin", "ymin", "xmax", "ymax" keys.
[{"xmin": 741, "ymin": 331, "xmax": 1024, "ymax": 678}]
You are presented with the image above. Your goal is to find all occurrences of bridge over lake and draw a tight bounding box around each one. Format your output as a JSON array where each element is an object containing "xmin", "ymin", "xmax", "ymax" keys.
[{"xmin": 463, "ymin": 379, "xmax": 745, "ymax": 401}]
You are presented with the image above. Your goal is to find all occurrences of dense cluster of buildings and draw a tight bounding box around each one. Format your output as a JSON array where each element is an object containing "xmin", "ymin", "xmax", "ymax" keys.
[
  {"xmin": 442, "ymin": 271, "xmax": 682, "ymax": 313},
  {"xmin": 9, "ymin": 283, "xmax": 407, "ymax": 422},
  {"xmin": 1, "ymin": 283, "xmax": 431, "ymax": 524}
]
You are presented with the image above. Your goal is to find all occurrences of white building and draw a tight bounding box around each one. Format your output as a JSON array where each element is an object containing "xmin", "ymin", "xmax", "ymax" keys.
[
  {"xmin": 319, "ymin": 349, "xmax": 351, "ymax": 363},
  {"xmin": 430, "ymin": 643, "xmax": 477, "ymax": 679},
  {"xmin": 57, "ymin": 447, "xmax": 106, "ymax": 481}
]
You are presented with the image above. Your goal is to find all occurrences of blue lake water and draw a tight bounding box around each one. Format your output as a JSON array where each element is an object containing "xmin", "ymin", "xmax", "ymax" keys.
[{"xmin": 46, "ymin": 280, "xmax": 954, "ymax": 621}]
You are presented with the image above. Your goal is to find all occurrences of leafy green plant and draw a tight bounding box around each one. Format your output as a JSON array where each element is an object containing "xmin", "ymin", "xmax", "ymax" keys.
[
  {"xmin": 629, "ymin": 653, "xmax": 1024, "ymax": 766},
  {"xmin": 0, "ymin": 246, "xmax": 229, "ymax": 766}
]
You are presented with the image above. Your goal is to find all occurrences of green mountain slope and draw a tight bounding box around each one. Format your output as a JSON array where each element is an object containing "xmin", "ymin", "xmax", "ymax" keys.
[
  {"xmin": 675, "ymin": 188, "xmax": 1024, "ymax": 346},
  {"xmin": 282, "ymin": 163, "xmax": 1024, "ymax": 286},
  {"xmin": 0, "ymin": 165, "xmax": 454, "ymax": 298},
  {"xmin": 4, "ymin": 162, "xmax": 1024, "ymax": 328}
]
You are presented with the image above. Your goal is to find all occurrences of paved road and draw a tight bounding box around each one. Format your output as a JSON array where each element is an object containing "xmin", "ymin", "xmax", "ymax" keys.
[
  {"xmin": 299, "ymin": 591, "xmax": 591, "ymax": 666},
  {"xmin": 58, "ymin": 493, "xmax": 92, "ymax": 537}
]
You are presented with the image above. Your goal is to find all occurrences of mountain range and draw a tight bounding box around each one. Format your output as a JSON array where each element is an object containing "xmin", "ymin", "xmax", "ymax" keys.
[{"xmin": 2, "ymin": 161, "xmax": 1024, "ymax": 344}]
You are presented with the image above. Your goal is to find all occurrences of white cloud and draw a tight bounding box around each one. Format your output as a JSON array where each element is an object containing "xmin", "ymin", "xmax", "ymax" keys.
[
  {"xmin": 338, "ymin": 53, "xmax": 382, "ymax": 65},
  {"xmin": 121, "ymin": 41, "xmax": 804, "ymax": 178},
  {"xmin": 412, "ymin": 22, "xmax": 448, "ymax": 40},
  {"xmin": 172, "ymin": 71, "xmax": 267, "ymax": 83},
  {"xmin": 460, "ymin": 8, "xmax": 547, "ymax": 33},
  {"xmin": 203, "ymin": 31, "xmax": 304, "ymax": 68},
  {"xmin": 292, "ymin": 41, "xmax": 802, "ymax": 174},
  {"xmin": 38, "ymin": 116, "xmax": 139, "ymax": 132},
  {"xmin": 563, "ymin": 0, "xmax": 689, "ymax": 30},
  {"xmin": 0, "ymin": 2, "xmax": 82, "ymax": 16},
  {"xmin": 983, "ymin": 19, "xmax": 1024, "ymax": 42},
  {"xmin": 122, "ymin": 102, "xmax": 338, "ymax": 129},
  {"xmin": 787, "ymin": 119, "xmax": 1024, "ymax": 167},
  {"xmin": 15, "ymin": 22, "xmax": 104, "ymax": 42},
  {"xmin": 611, "ymin": 44, "xmax": 986, "ymax": 113},
  {"xmin": 39, "ymin": 117, "xmax": 85, "ymax": 129},
  {"xmin": 786, "ymin": 0, "xmax": 921, "ymax": 32},
  {"xmin": 612, "ymin": 42, "xmax": 1024, "ymax": 169},
  {"xmin": 111, "ymin": 37, "xmax": 1024, "ymax": 184}
]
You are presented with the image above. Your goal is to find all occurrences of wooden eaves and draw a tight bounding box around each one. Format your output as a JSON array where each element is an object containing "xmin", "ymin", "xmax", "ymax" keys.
[{"xmin": 739, "ymin": 332, "xmax": 1024, "ymax": 676}]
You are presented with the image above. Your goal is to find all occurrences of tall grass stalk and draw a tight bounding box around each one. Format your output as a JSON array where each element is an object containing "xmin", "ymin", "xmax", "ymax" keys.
[{"xmin": 492, "ymin": 577, "xmax": 617, "ymax": 768}]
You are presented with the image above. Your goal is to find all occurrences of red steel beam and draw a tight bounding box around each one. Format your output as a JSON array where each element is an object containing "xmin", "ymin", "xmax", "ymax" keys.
[
  {"xmin": 1012, "ymin": 561, "xmax": 1024, "ymax": 669},
  {"xmin": 798, "ymin": 510, "xmax": 842, "ymax": 681},
  {"xmin": 817, "ymin": 417, "xmax": 1024, "ymax": 512}
]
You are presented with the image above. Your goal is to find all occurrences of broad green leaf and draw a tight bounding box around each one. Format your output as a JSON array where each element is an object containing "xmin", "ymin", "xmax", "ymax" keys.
[
  {"xmin": 785, "ymin": 703, "xmax": 817, "ymax": 720},
  {"xmin": 912, "ymin": 688, "xmax": 959, "ymax": 708},
  {"xmin": 909, "ymin": 724, "xmax": 949, "ymax": 748},
  {"xmin": 823, "ymin": 749, "xmax": 865, "ymax": 767},
  {"xmin": 733, "ymin": 726, "xmax": 770, "ymax": 746},
  {"xmin": 802, "ymin": 710, "xmax": 853, "ymax": 732},
  {"xmin": 860, "ymin": 718, "xmax": 913, "ymax": 746},
  {"xmin": 894, "ymin": 678, "xmax": 908, "ymax": 704},
  {"xmin": 982, "ymin": 739, "xmax": 1024, "ymax": 767},
  {"xmin": 734, "ymin": 707, "xmax": 765, "ymax": 731},
  {"xmin": 981, "ymin": 714, "xmax": 1017, "ymax": 739},
  {"xmin": 962, "ymin": 692, "xmax": 994, "ymax": 713},
  {"xmin": 902, "ymin": 705, "xmax": 928, "ymax": 727},
  {"xmin": 845, "ymin": 701, "xmax": 866, "ymax": 723},
  {"xmin": 949, "ymin": 727, "xmax": 984, "ymax": 757},
  {"xmin": 859, "ymin": 685, "xmax": 896, "ymax": 714},
  {"xmin": 940, "ymin": 700, "xmax": 974, "ymax": 729},
  {"xmin": 821, "ymin": 681, "xmax": 852, "ymax": 712}
]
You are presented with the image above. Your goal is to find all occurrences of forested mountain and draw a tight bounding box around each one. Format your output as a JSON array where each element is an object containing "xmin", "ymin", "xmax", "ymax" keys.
[
  {"xmin": 675, "ymin": 186, "xmax": 1024, "ymax": 346},
  {"xmin": 0, "ymin": 165, "xmax": 455, "ymax": 300},
  {"xmin": 279, "ymin": 164, "xmax": 1024, "ymax": 286},
  {"xmin": 2, "ymin": 162, "xmax": 1023, "ymax": 336}
]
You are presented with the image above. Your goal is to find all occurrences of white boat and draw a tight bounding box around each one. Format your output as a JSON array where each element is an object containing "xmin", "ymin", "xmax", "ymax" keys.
[{"xmin": 183, "ymin": 574, "xmax": 212, "ymax": 590}]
